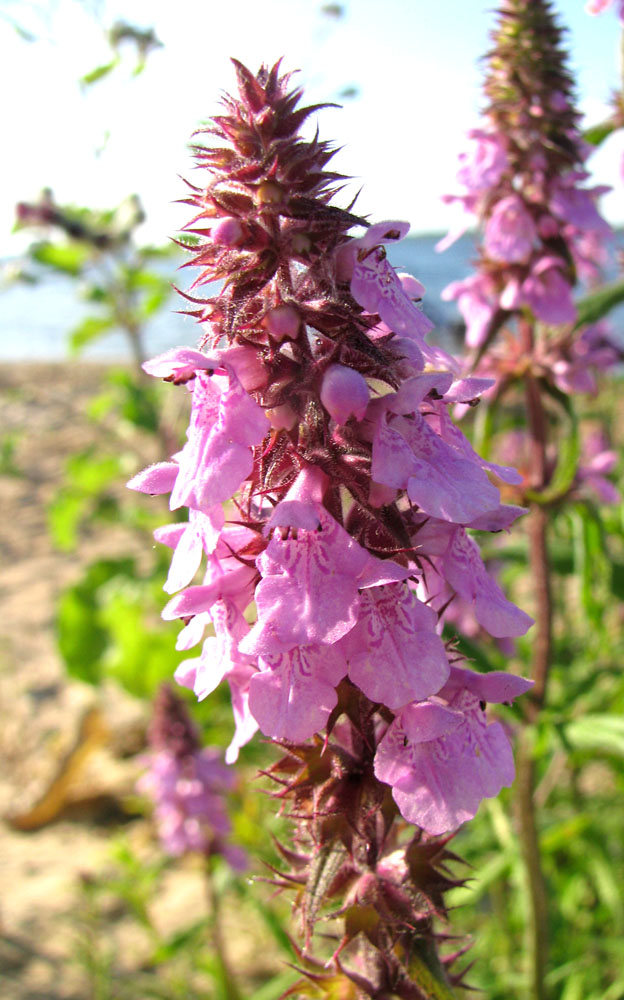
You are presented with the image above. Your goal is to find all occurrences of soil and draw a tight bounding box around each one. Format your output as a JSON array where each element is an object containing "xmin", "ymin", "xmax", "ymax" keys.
[{"xmin": 0, "ymin": 363, "xmax": 282, "ymax": 999}]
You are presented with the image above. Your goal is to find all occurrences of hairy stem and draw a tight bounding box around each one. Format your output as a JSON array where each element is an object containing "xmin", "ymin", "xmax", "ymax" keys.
[
  {"xmin": 516, "ymin": 319, "xmax": 553, "ymax": 1000},
  {"xmin": 526, "ymin": 503, "xmax": 553, "ymax": 716}
]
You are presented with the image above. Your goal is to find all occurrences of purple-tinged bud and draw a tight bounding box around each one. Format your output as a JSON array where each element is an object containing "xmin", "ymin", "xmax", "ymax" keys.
[
  {"xmin": 320, "ymin": 364, "xmax": 370, "ymax": 424},
  {"xmin": 334, "ymin": 242, "xmax": 356, "ymax": 282},
  {"xmin": 398, "ymin": 273, "xmax": 426, "ymax": 300},
  {"xmin": 211, "ymin": 216, "xmax": 246, "ymax": 247},
  {"xmin": 265, "ymin": 304, "xmax": 300, "ymax": 341}
]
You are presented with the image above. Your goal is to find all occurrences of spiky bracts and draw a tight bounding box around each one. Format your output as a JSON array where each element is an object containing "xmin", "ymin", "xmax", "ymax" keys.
[
  {"xmin": 442, "ymin": 0, "xmax": 613, "ymax": 352},
  {"xmin": 485, "ymin": 0, "xmax": 580, "ymax": 175},
  {"xmin": 266, "ymin": 683, "xmax": 469, "ymax": 999},
  {"xmin": 180, "ymin": 59, "xmax": 365, "ymax": 325},
  {"xmin": 177, "ymin": 61, "xmax": 410, "ymax": 545},
  {"xmin": 148, "ymin": 682, "xmax": 200, "ymax": 758}
]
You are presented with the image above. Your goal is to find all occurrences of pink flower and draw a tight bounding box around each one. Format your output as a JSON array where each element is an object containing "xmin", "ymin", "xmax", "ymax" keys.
[
  {"xmin": 154, "ymin": 506, "xmax": 224, "ymax": 594},
  {"xmin": 371, "ymin": 410, "xmax": 501, "ymax": 524},
  {"xmin": 441, "ymin": 273, "xmax": 499, "ymax": 349},
  {"xmin": 180, "ymin": 598, "xmax": 255, "ymax": 701},
  {"xmin": 138, "ymin": 686, "xmax": 247, "ymax": 867},
  {"xmin": 549, "ymin": 181, "xmax": 612, "ymax": 237},
  {"xmin": 170, "ymin": 369, "xmax": 269, "ymax": 512},
  {"xmin": 138, "ymin": 748, "xmax": 236, "ymax": 856},
  {"xmin": 241, "ymin": 501, "xmax": 410, "ymax": 655},
  {"xmin": 519, "ymin": 258, "xmax": 577, "ymax": 325},
  {"xmin": 442, "ymin": 528, "xmax": 534, "ymax": 638},
  {"xmin": 338, "ymin": 583, "xmax": 450, "ymax": 709},
  {"xmin": 349, "ymin": 222, "xmax": 435, "ymax": 343},
  {"xmin": 484, "ymin": 195, "xmax": 537, "ymax": 264},
  {"xmin": 134, "ymin": 63, "xmax": 533, "ymax": 864},
  {"xmin": 575, "ymin": 431, "xmax": 620, "ymax": 504},
  {"xmin": 248, "ymin": 643, "xmax": 348, "ymax": 742},
  {"xmin": 162, "ymin": 525, "xmax": 259, "ymax": 627},
  {"xmin": 428, "ymin": 403, "xmax": 523, "ymax": 486},
  {"xmin": 127, "ymin": 461, "xmax": 179, "ymax": 495},
  {"xmin": 374, "ymin": 667, "xmax": 533, "ymax": 834},
  {"xmin": 456, "ymin": 129, "xmax": 509, "ymax": 192}
]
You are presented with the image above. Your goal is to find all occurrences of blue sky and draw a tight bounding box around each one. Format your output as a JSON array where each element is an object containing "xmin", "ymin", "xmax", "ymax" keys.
[{"xmin": 1, "ymin": 0, "xmax": 623, "ymax": 255}]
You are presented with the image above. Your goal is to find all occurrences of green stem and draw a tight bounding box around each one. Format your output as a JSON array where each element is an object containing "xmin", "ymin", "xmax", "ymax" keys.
[
  {"xmin": 205, "ymin": 856, "xmax": 241, "ymax": 1000},
  {"xmin": 516, "ymin": 731, "xmax": 549, "ymax": 1000}
]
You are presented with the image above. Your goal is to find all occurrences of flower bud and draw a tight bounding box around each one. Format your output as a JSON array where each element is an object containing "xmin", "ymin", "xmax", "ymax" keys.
[
  {"xmin": 257, "ymin": 181, "xmax": 283, "ymax": 205},
  {"xmin": 211, "ymin": 216, "xmax": 246, "ymax": 247},
  {"xmin": 334, "ymin": 242, "xmax": 356, "ymax": 282},
  {"xmin": 265, "ymin": 304, "xmax": 300, "ymax": 341},
  {"xmin": 290, "ymin": 233, "xmax": 312, "ymax": 255},
  {"xmin": 320, "ymin": 364, "xmax": 370, "ymax": 424}
]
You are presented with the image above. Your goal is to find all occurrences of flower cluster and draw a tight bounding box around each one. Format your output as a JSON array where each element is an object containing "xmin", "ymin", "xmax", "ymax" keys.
[
  {"xmin": 138, "ymin": 684, "xmax": 246, "ymax": 868},
  {"xmin": 130, "ymin": 61, "xmax": 532, "ymax": 847},
  {"xmin": 440, "ymin": 0, "xmax": 614, "ymax": 352}
]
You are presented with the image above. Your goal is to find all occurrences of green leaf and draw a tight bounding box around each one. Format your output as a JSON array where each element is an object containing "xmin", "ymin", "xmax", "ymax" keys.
[
  {"xmin": 139, "ymin": 288, "xmax": 170, "ymax": 319},
  {"xmin": 56, "ymin": 558, "xmax": 135, "ymax": 684},
  {"xmin": 526, "ymin": 387, "xmax": 579, "ymax": 504},
  {"xmin": 574, "ymin": 279, "xmax": 624, "ymax": 330},
  {"xmin": 106, "ymin": 369, "xmax": 161, "ymax": 432},
  {"xmin": 564, "ymin": 714, "xmax": 624, "ymax": 757},
  {"xmin": 6, "ymin": 17, "xmax": 37, "ymax": 41},
  {"xmin": 47, "ymin": 490, "xmax": 88, "ymax": 550},
  {"xmin": 610, "ymin": 560, "xmax": 624, "ymax": 600},
  {"xmin": 251, "ymin": 970, "xmax": 300, "ymax": 1000},
  {"xmin": 571, "ymin": 504, "xmax": 609, "ymax": 625},
  {"xmin": 539, "ymin": 815, "xmax": 592, "ymax": 853},
  {"xmin": 82, "ymin": 283, "xmax": 111, "ymax": 304},
  {"xmin": 235, "ymin": 880, "xmax": 296, "ymax": 958},
  {"xmin": 66, "ymin": 449, "xmax": 122, "ymax": 492},
  {"xmin": 68, "ymin": 315, "xmax": 116, "ymax": 354},
  {"xmin": 80, "ymin": 59, "xmax": 119, "ymax": 86},
  {"xmin": 150, "ymin": 918, "xmax": 209, "ymax": 963},
  {"xmin": 98, "ymin": 589, "xmax": 182, "ymax": 698},
  {"xmin": 31, "ymin": 242, "xmax": 89, "ymax": 275},
  {"xmin": 406, "ymin": 949, "xmax": 459, "ymax": 1000},
  {"xmin": 303, "ymin": 841, "xmax": 348, "ymax": 934},
  {"xmin": 583, "ymin": 119, "xmax": 618, "ymax": 147}
]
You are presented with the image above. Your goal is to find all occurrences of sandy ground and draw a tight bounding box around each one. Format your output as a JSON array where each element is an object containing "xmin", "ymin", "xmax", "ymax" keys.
[{"xmin": 0, "ymin": 363, "xmax": 282, "ymax": 999}]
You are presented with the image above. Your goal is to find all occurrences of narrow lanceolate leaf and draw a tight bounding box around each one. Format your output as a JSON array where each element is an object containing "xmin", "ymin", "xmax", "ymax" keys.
[
  {"xmin": 405, "ymin": 955, "xmax": 458, "ymax": 1000},
  {"xmin": 68, "ymin": 315, "xmax": 116, "ymax": 354},
  {"xmin": 31, "ymin": 242, "xmax": 89, "ymax": 275},
  {"xmin": 303, "ymin": 841, "xmax": 348, "ymax": 935},
  {"xmin": 573, "ymin": 279, "xmax": 624, "ymax": 330},
  {"xmin": 564, "ymin": 715, "xmax": 624, "ymax": 757},
  {"xmin": 526, "ymin": 387, "xmax": 579, "ymax": 505},
  {"xmin": 583, "ymin": 119, "xmax": 619, "ymax": 147},
  {"xmin": 80, "ymin": 59, "xmax": 119, "ymax": 86}
]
